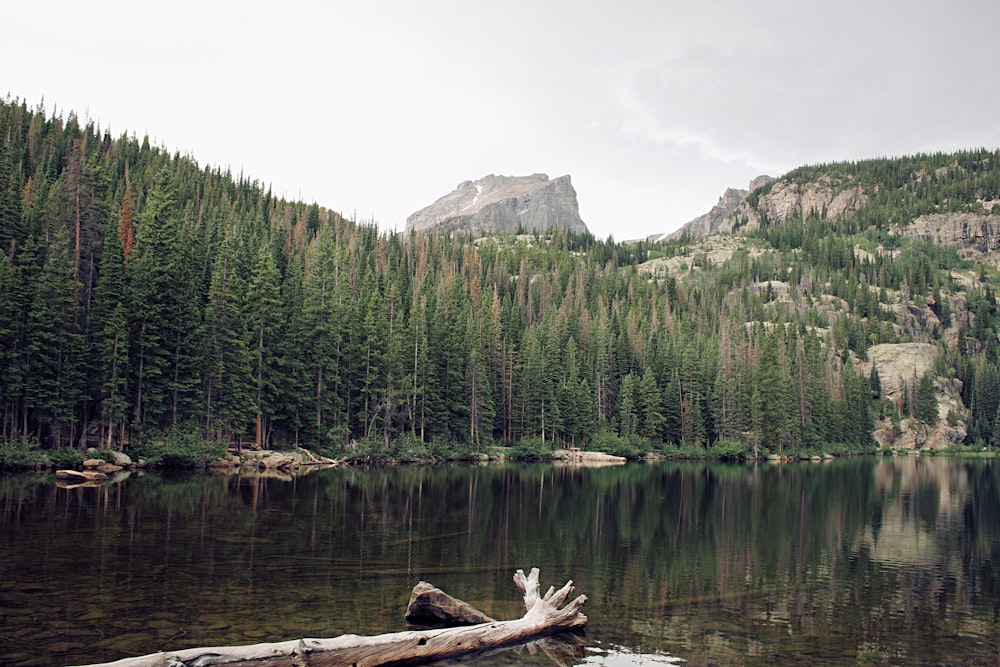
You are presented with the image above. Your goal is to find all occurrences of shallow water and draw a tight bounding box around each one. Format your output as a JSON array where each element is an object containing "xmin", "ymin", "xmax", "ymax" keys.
[{"xmin": 2, "ymin": 457, "xmax": 999, "ymax": 666}]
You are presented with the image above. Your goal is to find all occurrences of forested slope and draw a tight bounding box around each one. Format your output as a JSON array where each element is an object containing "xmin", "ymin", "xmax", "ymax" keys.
[{"xmin": 1, "ymin": 97, "xmax": 998, "ymax": 459}]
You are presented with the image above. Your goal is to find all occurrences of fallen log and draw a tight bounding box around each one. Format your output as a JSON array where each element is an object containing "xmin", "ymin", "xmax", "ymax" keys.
[
  {"xmin": 77, "ymin": 567, "xmax": 586, "ymax": 667},
  {"xmin": 56, "ymin": 469, "xmax": 108, "ymax": 483}
]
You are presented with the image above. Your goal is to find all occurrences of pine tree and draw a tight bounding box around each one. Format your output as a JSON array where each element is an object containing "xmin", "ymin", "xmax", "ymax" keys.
[
  {"xmin": 203, "ymin": 233, "xmax": 254, "ymax": 444},
  {"xmin": 751, "ymin": 330, "xmax": 794, "ymax": 453},
  {"xmin": 869, "ymin": 363, "xmax": 882, "ymax": 401},
  {"xmin": 383, "ymin": 275, "xmax": 413, "ymax": 447},
  {"xmin": 273, "ymin": 254, "xmax": 308, "ymax": 445},
  {"xmin": 618, "ymin": 372, "xmax": 639, "ymax": 436},
  {"xmin": 0, "ymin": 112, "xmax": 26, "ymax": 257},
  {"xmin": 590, "ymin": 312, "xmax": 613, "ymax": 430},
  {"xmin": 837, "ymin": 361, "xmax": 873, "ymax": 447},
  {"xmin": 23, "ymin": 226, "xmax": 84, "ymax": 446},
  {"xmin": 358, "ymin": 272, "xmax": 388, "ymax": 443},
  {"xmin": 801, "ymin": 332, "xmax": 832, "ymax": 447},
  {"xmin": 118, "ymin": 181, "xmax": 135, "ymax": 262},
  {"xmin": 99, "ymin": 302, "xmax": 129, "ymax": 448},
  {"xmin": 407, "ymin": 291, "xmax": 432, "ymax": 441},
  {"xmin": 713, "ymin": 326, "xmax": 752, "ymax": 441},
  {"xmin": 0, "ymin": 251, "xmax": 23, "ymax": 440},
  {"xmin": 428, "ymin": 276, "xmax": 470, "ymax": 441},
  {"xmin": 678, "ymin": 342, "xmax": 708, "ymax": 446},
  {"xmin": 467, "ymin": 304, "xmax": 496, "ymax": 448},
  {"xmin": 661, "ymin": 372, "xmax": 682, "ymax": 444},
  {"xmin": 245, "ymin": 243, "xmax": 282, "ymax": 448},
  {"xmin": 0, "ymin": 235, "xmax": 39, "ymax": 441},
  {"xmin": 915, "ymin": 372, "xmax": 939, "ymax": 426},
  {"xmin": 556, "ymin": 337, "xmax": 589, "ymax": 446},
  {"xmin": 638, "ymin": 366, "xmax": 665, "ymax": 442},
  {"xmin": 91, "ymin": 227, "xmax": 130, "ymax": 448},
  {"xmin": 128, "ymin": 169, "xmax": 174, "ymax": 429},
  {"xmin": 300, "ymin": 225, "xmax": 345, "ymax": 447},
  {"xmin": 516, "ymin": 327, "xmax": 549, "ymax": 440}
]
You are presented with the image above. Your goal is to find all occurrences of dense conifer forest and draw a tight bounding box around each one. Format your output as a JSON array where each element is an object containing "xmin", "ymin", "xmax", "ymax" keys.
[{"xmin": 2, "ymin": 96, "xmax": 1000, "ymax": 462}]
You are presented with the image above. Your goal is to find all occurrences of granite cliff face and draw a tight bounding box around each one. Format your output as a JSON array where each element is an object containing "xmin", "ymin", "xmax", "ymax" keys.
[
  {"xmin": 652, "ymin": 174, "xmax": 873, "ymax": 242},
  {"xmin": 864, "ymin": 343, "xmax": 967, "ymax": 450},
  {"xmin": 405, "ymin": 174, "xmax": 588, "ymax": 237},
  {"xmin": 897, "ymin": 212, "xmax": 1000, "ymax": 266},
  {"xmin": 728, "ymin": 176, "xmax": 869, "ymax": 233}
]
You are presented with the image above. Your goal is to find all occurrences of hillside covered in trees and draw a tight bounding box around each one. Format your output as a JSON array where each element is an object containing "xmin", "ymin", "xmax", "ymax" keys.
[{"xmin": 2, "ymin": 96, "xmax": 1000, "ymax": 461}]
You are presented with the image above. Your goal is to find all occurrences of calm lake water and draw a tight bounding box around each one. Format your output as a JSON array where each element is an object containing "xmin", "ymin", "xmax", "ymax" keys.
[{"xmin": 2, "ymin": 457, "xmax": 1000, "ymax": 666}]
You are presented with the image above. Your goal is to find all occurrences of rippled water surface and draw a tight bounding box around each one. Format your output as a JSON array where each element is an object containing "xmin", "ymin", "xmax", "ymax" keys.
[{"xmin": 2, "ymin": 457, "xmax": 1000, "ymax": 666}]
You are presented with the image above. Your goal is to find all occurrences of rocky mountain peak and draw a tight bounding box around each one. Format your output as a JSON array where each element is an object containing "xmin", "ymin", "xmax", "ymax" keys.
[
  {"xmin": 647, "ymin": 176, "xmax": 773, "ymax": 242},
  {"xmin": 405, "ymin": 173, "xmax": 588, "ymax": 237},
  {"xmin": 748, "ymin": 174, "xmax": 774, "ymax": 191}
]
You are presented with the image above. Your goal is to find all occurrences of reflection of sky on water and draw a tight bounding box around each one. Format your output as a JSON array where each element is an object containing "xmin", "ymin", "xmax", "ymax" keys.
[{"xmin": 578, "ymin": 645, "xmax": 685, "ymax": 665}]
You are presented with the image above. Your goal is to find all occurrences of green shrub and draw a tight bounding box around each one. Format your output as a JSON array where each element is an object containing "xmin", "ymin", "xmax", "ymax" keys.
[
  {"xmin": 673, "ymin": 442, "xmax": 709, "ymax": 459},
  {"xmin": 0, "ymin": 440, "xmax": 48, "ymax": 470},
  {"xmin": 708, "ymin": 439, "xmax": 750, "ymax": 461},
  {"xmin": 134, "ymin": 426, "xmax": 225, "ymax": 468},
  {"xmin": 394, "ymin": 435, "xmax": 432, "ymax": 462},
  {"xmin": 429, "ymin": 437, "xmax": 477, "ymax": 460},
  {"xmin": 588, "ymin": 430, "xmax": 648, "ymax": 458},
  {"xmin": 323, "ymin": 424, "xmax": 352, "ymax": 450},
  {"xmin": 510, "ymin": 437, "xmax": 554, "ymax": 460},
  {"xmin": 942, "ymin": 440, "xmax": 998, "ymax": 455},
  {"xmin": 47, "ymin": 448, "xmax": 86, "ymax": 469},
  {"xmin": 328, "ymin": 436, "xmax": 392, "ymax": 463}
]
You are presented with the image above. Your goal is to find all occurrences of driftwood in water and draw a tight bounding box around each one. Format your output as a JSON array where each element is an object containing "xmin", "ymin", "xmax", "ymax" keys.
[
  {"xmin": 57, "ymin": 469, "xmax": 109, "ymax": 483},
  {"xmin": 79, "ymin": 568, "xmax": 586, "ymax": 667}
]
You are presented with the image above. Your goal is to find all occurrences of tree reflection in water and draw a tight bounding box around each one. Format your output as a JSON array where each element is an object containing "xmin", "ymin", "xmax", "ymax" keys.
[{"xmin": 1, "ymin": 457, "xmax": 1000, "ymax": 666}]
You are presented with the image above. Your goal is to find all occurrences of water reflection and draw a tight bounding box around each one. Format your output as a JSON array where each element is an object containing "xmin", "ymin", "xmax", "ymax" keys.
[{"xmin": 1, "ymin": 458, "xmax": 1000, "ymax": 665}]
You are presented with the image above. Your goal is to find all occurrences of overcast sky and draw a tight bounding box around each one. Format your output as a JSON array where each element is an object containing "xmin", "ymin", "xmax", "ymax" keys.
[{"xmin": 4, "ymin": 0, "xmax": 1000, "ymax": 240}]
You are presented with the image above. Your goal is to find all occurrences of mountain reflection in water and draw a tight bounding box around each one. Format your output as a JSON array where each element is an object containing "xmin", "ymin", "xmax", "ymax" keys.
[{"xmin": 1, "ymin": 457, "xmax": 999, "ymax": 666}]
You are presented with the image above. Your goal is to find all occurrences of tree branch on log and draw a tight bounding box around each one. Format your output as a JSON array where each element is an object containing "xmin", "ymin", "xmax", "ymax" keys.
[{"xmin": 77, "ymin": 568, "xmax": 586, "ymax": 667}]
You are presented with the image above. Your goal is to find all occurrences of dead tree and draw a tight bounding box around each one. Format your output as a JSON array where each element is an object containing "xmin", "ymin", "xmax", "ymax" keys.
[{"xmin": 79, "ymin": 568, "xmax": 587, "ymax": 667}]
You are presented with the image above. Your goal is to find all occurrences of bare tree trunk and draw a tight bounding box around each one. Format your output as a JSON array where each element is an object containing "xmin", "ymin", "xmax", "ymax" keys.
[{"xmin": 80, "ymin": 568, "xmax": 586, "ymax": 667}]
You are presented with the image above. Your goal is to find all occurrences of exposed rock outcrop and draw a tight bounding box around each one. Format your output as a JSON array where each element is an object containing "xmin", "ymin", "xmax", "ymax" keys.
[
  {"xmin": 661, "ymin": 186, "xmax": 749, "ymax": 241},
  {"xmin": 405, "ymin": 174, "xmax": 587, "ymax": 237},
  {"xmin": 896, "ymin": 212, "xmax": 1000, "ymax": 266},
  {"xmin": 863, "ymin": 343, "xmax": 967, "ymax": 450},
  {"xmin": 727, "ymin": 176, "xmax": 868, "ymax": 234},
  {"xmin": 647, "ymin": 176, "xmax": 773, "ymax": 242},
  {"xmin": 638, "ymin": 235, "xmax": 768, "ymax": 276}
]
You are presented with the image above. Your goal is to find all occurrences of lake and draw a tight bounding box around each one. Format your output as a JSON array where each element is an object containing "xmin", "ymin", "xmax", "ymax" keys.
[{"xmin": 2, "ymin": 456, "xmax": 1000, "ymax": 666}]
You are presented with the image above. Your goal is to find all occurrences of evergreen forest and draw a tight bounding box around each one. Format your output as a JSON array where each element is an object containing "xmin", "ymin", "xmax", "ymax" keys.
[{"xmin": 3, "ymin": 96, "xmax": 1000, "ymax": 462}]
